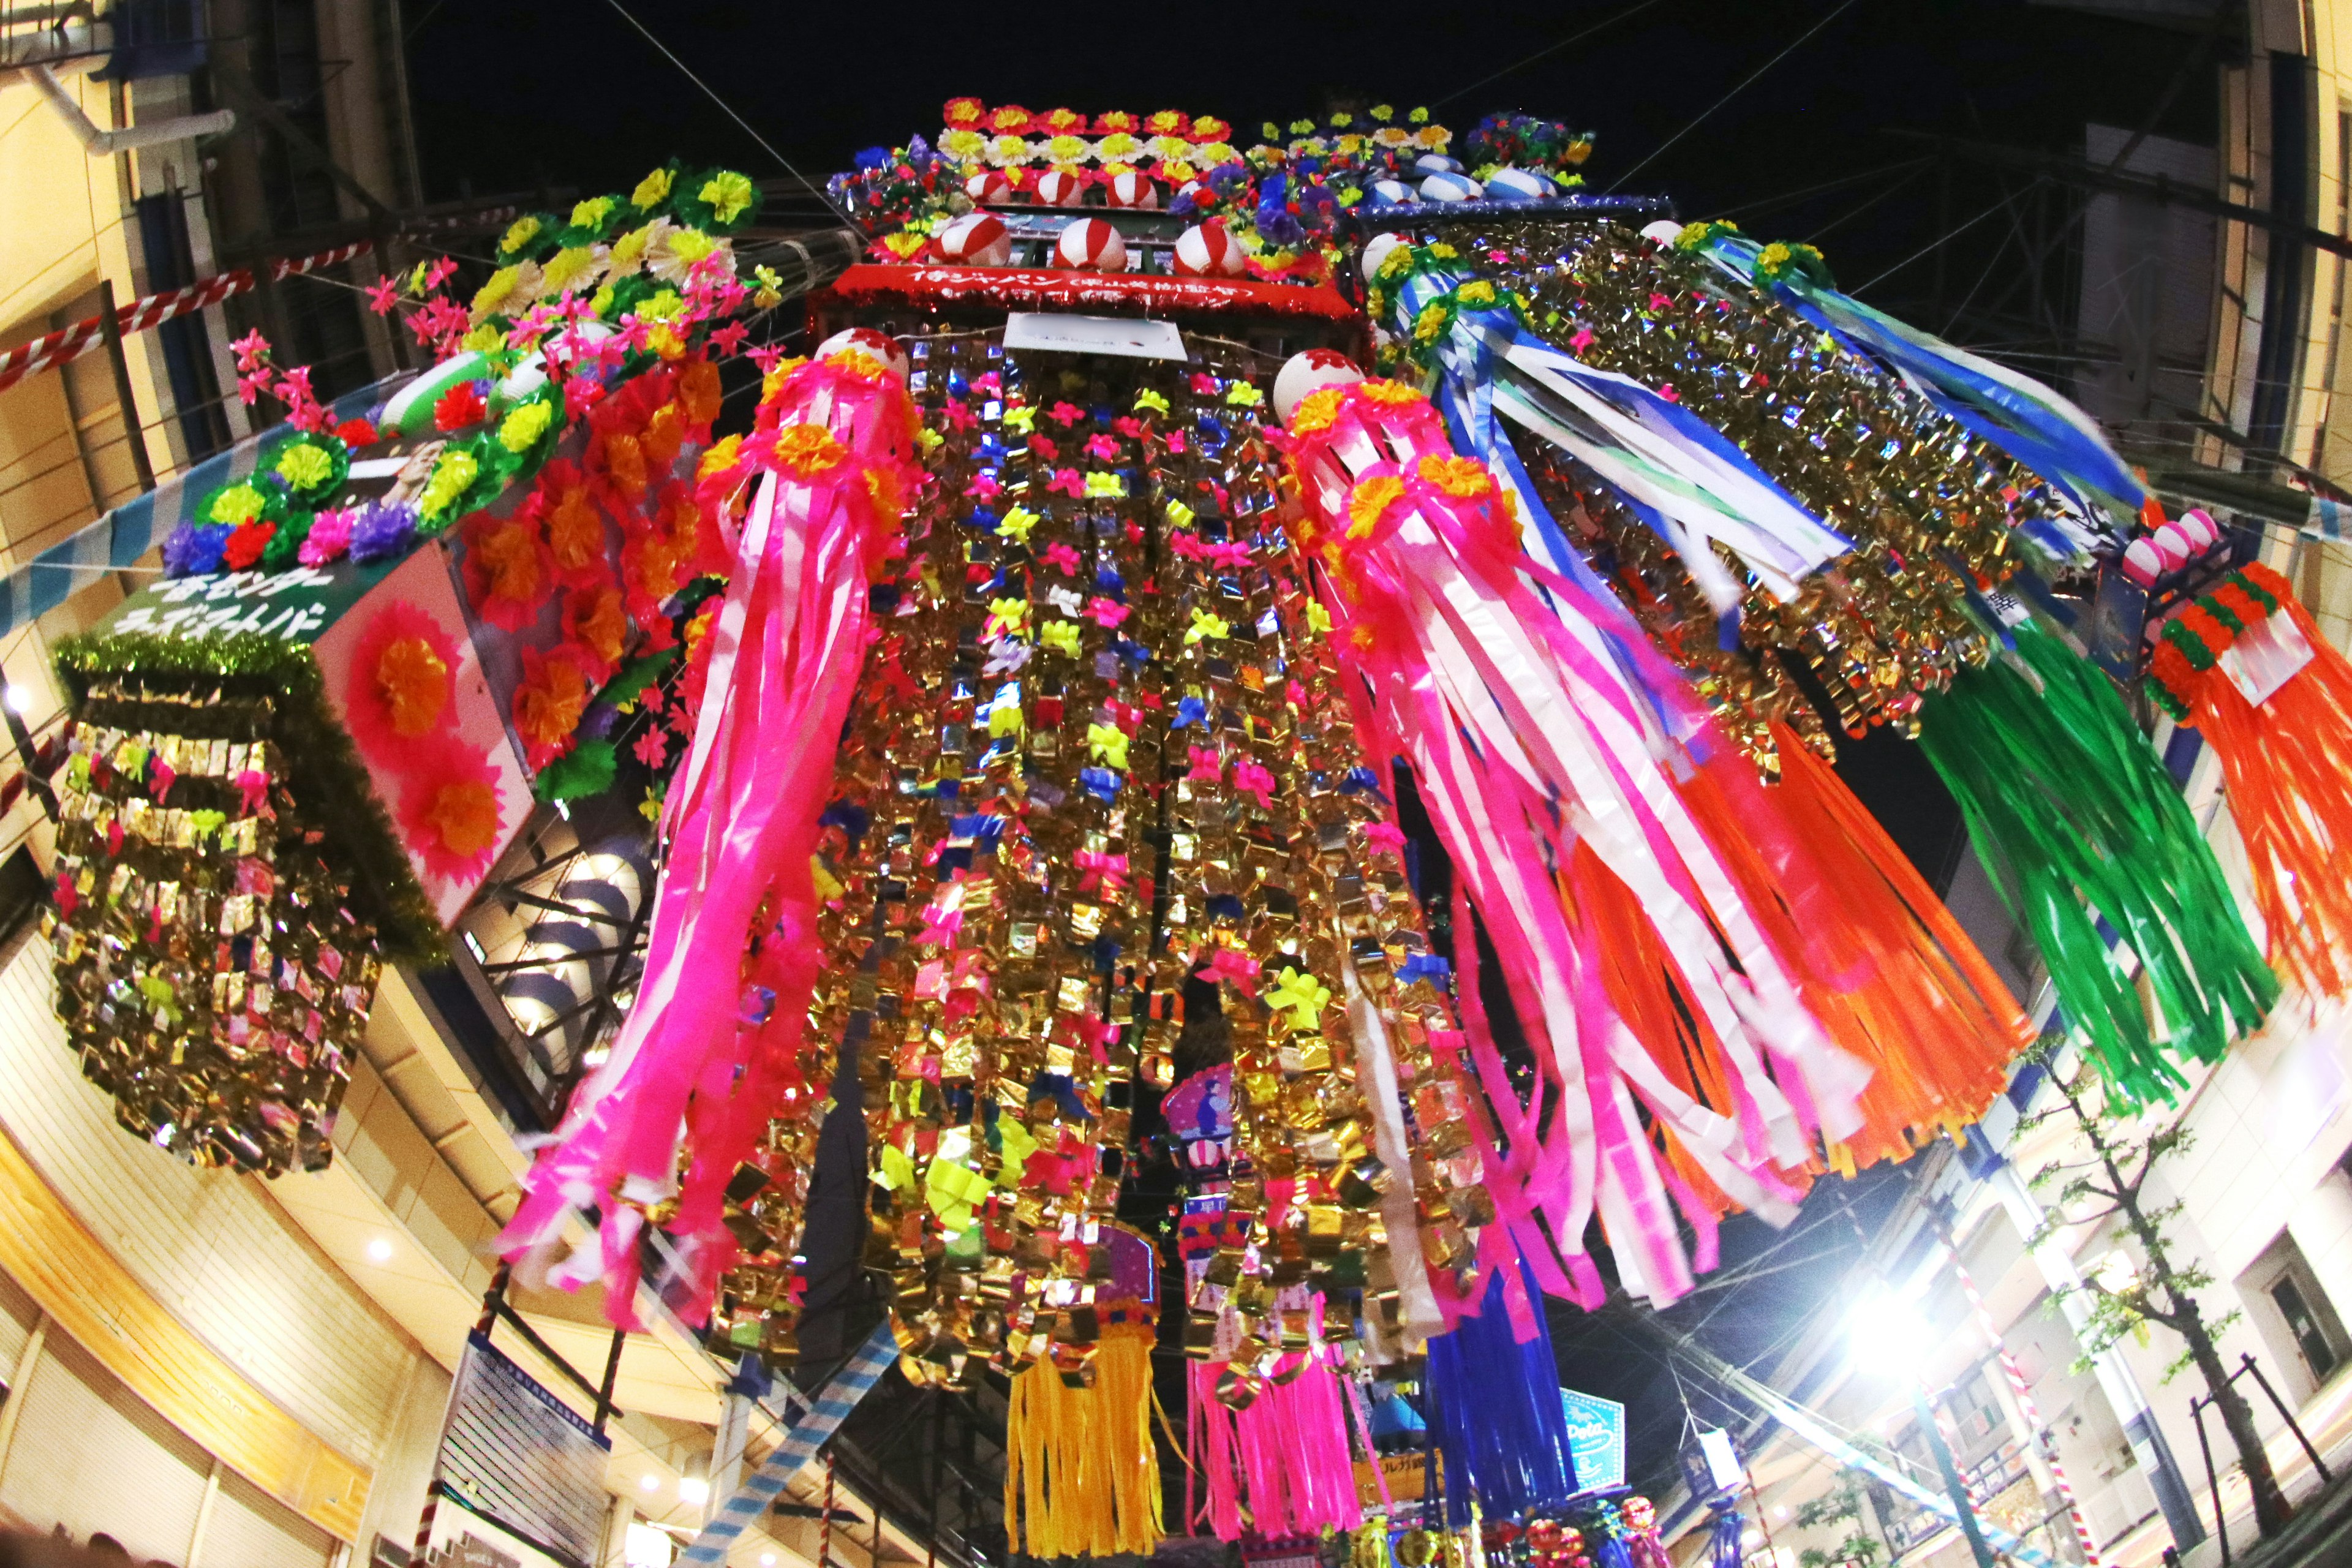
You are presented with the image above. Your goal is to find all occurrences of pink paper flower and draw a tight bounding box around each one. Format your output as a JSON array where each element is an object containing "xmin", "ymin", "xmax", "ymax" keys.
[
  {"xmin": 1044, "ymin": 541, "xmax": 1082, "ymax": 575},
  {"xmin": 364, "ymin": 277, "xmax": 401, "ymax": 315},
  {"xmin": 1569, "ymin": 326, "xmax": 1596, "ymax": 353},
  {"xmin": 1047, "ymin": 401, "xmax": 1082, "ymax": 426},
  {"xmin": 1084, "ymin": 433, "xmax": 1120, "ymax": 462},
  {"xmin": 966, "ymin": 472, "xmax": 1004, "ymax": 501},
  {"xmin": 231, "ymin": 330, "xmax": 271, "ymax": 372},
  {"xmin": 633, "ymin": 729, "xmax": 670, "ymax": 767},
  {"xmin": 1046, "ymin": 468, "xmax": 1084, "ymax": 497},
  {"xmin": 1366, "ymin": 821, "xmax": 1407, "ymax": 854},
  {"xmin": 1186, "ymin": 745, "xmax": 1221, "ymax": 782},
  {"xmin": 1232, "ymin": 760, "xmax": 1275, "ymax": 805},
  {"xmin": 1085, "ymin": 597, "xmax": 1128, "ymax": 628}
]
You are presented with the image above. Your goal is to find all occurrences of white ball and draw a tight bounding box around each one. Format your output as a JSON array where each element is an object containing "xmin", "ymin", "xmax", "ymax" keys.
[
  {"xmin": 1641, "ymin": 220, "xmax": 1686, "ymax": 247},
  {"xmin": 1413, "ymin": 154, "xmax": 1463, "ymax": 176},
  {"xmin": 2153, "ymin": 524, "xmax": 2193, "ymax": 571},
  {"xmin": 1419, "ymin": 170, "xmax": 1483, "ymax": 203},
  {"xmin": 1107, "ymin": 171, "xmax": 1160, "ymax": 210},
  {"xmin": 2177, "ymin": 508, "xmax": 2219, "ymax": 552},
  {"xmin": 1034, "ymin": 170, "xmax": 1086, "ymax": 207},
  {"xmin": 1485, "ymin": 167, "xmax": 1551, "ymax": 202},
  {"xmin": 1367, "ymin": 178, "xmax": 1420, "ymax": 208},
  {"xmin": 815, "ymin": 326, "xmax": 909, "ymax": 383},
  {"xmin": 938, "ymin": 211, "xmax": 1012, "ymax": 267},
  {"xmin": 965, "ymin": 170, "xmax": 1012, "ymax": 205},
  {"xmin": 1273, "ymin": 349, "xmax": 1363, "ymax": 426},
  {"xmin": 1360, "ymin": 232, "xmax": 1408, "ymax": 283},
  {"xmin": 1174, "ymin": 222, "xmax": 1244, "ymax": 277},
  {"xmin": 1055, "ymin": 217, "xmax": 1127, "ymax": 272},
  {"xmin": 2119, "ymin": 538, "xmax": 2165, "ymax": 588}
]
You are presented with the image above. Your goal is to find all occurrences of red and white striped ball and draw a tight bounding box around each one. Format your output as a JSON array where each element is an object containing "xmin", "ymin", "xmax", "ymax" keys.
[
  {"xmin": 815, "ymin": 326, "xmax": 910, "ymax": 383},
  {"xmin": 1106, "ymin": 171, "xmax": 1160, "ymax": 209},
  {"xmin": 1055, "ymin": 217, "xmax": 1128, "ymax": 272},
  {"xmin": 937, "ymin": 211, "xmax": 1012, "ymax": 266},
  {"xmin": 1034, "ymin": 170, "xmax": 1087, "ymax": 207},
  {"xmin": 1174, "ymin": 221, "xmax": 1245, "ymax": 277},
  {"xmin": 1273, "ymin": 348, "xmax": 1364, "ymax": 425},
  {"xmin": 964, "ymin": 170, "xmax": 1012, "ymax": 205}
]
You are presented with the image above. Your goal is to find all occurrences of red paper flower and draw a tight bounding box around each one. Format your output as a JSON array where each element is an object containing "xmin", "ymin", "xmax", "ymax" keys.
[
  {"xmin": 633, "ymin": 728, "xmax": 670, "ymax": 768},
  {"xmin": 336, "ymin": 417, "xmax": 379, "ymax": 448},
  {"xmin": 943, "ymin": 97, "xmax": 986, "ymax": 127},
  {"xmin": 564, "ymin": 577, "xmax": 633, "ymax": 677},
  {"xmin": 222, "ymin": 520, "xmax": 275, "ymax": 571},
  {"xmin": 1095, "ymin": 110, "xmax": 1138, "ymax": 134},
  {"xmin": 987, "ymin": 104, "xmax": 1034, "ymax": 134},
  {"xmin": 434, "ymin": 382, "xmax": 488, "ymax": 432},
  {"xmin": 462, "ymin": 510, "xmax": 556, "ymax": 631}
]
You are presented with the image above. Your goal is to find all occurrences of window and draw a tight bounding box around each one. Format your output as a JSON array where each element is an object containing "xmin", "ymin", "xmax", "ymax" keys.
[{"xmin": 2237, "ymin": 1231, "xmax": 2352, "ymax": 1400}]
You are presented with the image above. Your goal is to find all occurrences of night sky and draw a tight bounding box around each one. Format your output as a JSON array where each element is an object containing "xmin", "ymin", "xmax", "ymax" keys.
[{"xmin": 404, "ymin": 0, "xmax": 2214, "ymax": 1495}]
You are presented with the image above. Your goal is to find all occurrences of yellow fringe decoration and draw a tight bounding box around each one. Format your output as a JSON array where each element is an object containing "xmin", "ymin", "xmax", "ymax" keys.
[{"xmin": 1003, "ymin": 1325, "xmax": 1163, "ymax": 1558}]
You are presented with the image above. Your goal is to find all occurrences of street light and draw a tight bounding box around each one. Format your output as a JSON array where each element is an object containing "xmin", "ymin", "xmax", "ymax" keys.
[{"xmin": 1847, "ymin": 1291, "xmax": 1931, "ymax": 1377}]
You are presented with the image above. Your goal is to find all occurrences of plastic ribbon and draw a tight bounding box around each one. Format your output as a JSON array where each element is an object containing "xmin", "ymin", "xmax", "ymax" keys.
[
  {"xmin": 501, "ymin": 356, "xmax": 918, "ymax": 1320},
  {"xmin": 1422, "ymin": 1259, "xmax": 1580, "ymax": 1527},
  {"xmin": 1697, "ymin": 231, "xmax": 2135, "ymax": 552},
  {"xmin": 1281, "ymin": 381, "xmax": 1870, "ymax": 1306},
  {"xmin": 1918, "ymin": 617, "xmax": 2276, "ymax": 1101}
]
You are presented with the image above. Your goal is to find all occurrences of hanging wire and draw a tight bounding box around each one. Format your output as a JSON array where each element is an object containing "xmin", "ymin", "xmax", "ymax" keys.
[
  {"xmin": 1433, "ymin": 0, "xmax": 1670, "ymax": 109},
  {"xmin": 1608, "ymin": 0, "xmax": 1867, "ymax": 192}
]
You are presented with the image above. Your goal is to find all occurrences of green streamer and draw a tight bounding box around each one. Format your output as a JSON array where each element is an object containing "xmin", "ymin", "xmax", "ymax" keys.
[{"xmin": 1917, "ymin": 620, "xmax": 2277, "ymax": 1102}]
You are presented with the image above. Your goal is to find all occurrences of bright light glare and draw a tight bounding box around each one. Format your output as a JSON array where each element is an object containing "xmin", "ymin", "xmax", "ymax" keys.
[
  {"xmin": 677, "ymin": 1477, "xmax": 710, "ymax": 1506},
  {"xmin": 761, "ymin": 1556, "xmax": 776, "ymax": 1566},
  {"xmin": 2095, "ymin": 1248, "xmax": 2140, "ymax": 1295},
  {"xmin": 640, "ymin": 1474, "xmax": 660, "ymax": 1492},
  {"xmin": 1849, "ymin": 1291, "xmax": 1930, "ymax": 1377},
  {"xmin": 365, "ymin": 1236, "xmax": 394, "ymax": 1263},
  {"xmin": 3, "ymin": 684, "xmax": 32, "ymax": 716}
]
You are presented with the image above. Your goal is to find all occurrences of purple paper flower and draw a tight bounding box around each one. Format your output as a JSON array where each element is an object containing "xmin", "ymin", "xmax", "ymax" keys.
[
  {"xmin": 299, "ymin": 508, "xmax": 355, "ymax": 567},
  {"xmin": 162, "ymin": 523, "xmax": 229, "ymax": 578},
  {"xmin": 347, "ymin": 499, "xmax": 418, "ymax": 564}
]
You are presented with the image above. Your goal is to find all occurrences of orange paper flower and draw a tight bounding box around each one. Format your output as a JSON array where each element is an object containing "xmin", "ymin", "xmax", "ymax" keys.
[
  {"xmin": 565, "ymin": 580, "xmax": 632, "ymax": 674},
  {"xmin": 514, "ymin": 646, "xmax": 594, "ymax": 761},
  {"xmin": 377, "ymin": 636, "xmax": 451, "ymax": 737},
  {"xmin": 545, "ymin": 479, "xmax": 606, "ymax": 578},
  {"xmin": 772, "ymin": 423, "xmax": 850, "ymax": 480},
  {"xmin": 475, "ymin": 517, "xmax": 544, "ymax": 604},
  {"xmin": 1417, "ymin": 454, "xmax": 1494, "ymax": 500},
  {"xmin": 678, "ymin": 359, "xmax": 722, "ymax": 427},
  {"xmin": 426, "ymin": 779, "xmax": 501, "ymax": 858},
  {"xmin": 1348, "ymin": 475, "xmax": 1406, "ymax": 539}
]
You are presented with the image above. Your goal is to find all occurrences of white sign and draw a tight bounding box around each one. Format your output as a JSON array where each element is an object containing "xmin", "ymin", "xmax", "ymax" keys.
[{"xmin": 1003, "ymin": 312, "xmax": 1186, "ymax": 361}]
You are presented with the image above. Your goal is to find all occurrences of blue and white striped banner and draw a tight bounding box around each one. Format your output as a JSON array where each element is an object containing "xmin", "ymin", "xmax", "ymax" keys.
[
  {"xmin": 678, "ymin": 1321, "xmax": 900, "ymax": 1567},
  {"xmin": 2309, "ymin": 495, "xmax": 2349, "ymax": 540}
]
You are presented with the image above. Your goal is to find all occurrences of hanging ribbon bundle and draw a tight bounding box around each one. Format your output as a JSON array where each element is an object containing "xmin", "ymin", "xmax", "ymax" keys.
[
  {"xmin": 1186, "ymin": 1301, "xmax": 1367, "ymax": 1542},
  {"xmin": 1279, "ymin": 376, "xmax": 1864, "ymax": 1308},
  {"xmin": 1422, "ymin": 1261, "xmax": 1581, "ymax": 1528},
  {"xmin": 2149, "ymin": 561, "xmax": 2352, "ymax": 1000},
  {"xmin": 1687, "ymin": 225, "xmax": 2144, "ymax": 541},
  {"xmin": 502, "ymin": 350, "xmax": 919, "ymax": 1321},
  {"xmin": 1003, "ymin": 1231, "xmax": 1163, "ymax": 1558},
  {"xmin": 1918, "ymin": 617, "xmax": 2277, "ymax": 1101}
]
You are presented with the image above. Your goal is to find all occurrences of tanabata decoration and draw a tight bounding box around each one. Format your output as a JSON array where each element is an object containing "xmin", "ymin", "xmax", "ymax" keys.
[
  {"xmin": 448, "ymin": 96, "xmax": 2317, "ymax": 1553},
  {"xmin": 2149, "ymin": 562, "xmax": 2352, "ymax": 1000}
]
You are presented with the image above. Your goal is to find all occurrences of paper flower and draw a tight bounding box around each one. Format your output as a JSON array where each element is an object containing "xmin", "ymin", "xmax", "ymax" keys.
[
  {"xmin": 300, "ymin": 508, "xmax": 353, "ymax": 567},
  {"xmin": 513, "ymin": 644, "xmax": 597, "ymax": 764},
  {"xmin": 1084, "ymin": 470, "xmax": 1126, "ymax": 499},
  {"xmin": 1085, "ymin": 597, "xmax": 1129, "ymax": 628},
  {"xmin": 985, "ymin": 596, "xmax": 1030, "ymax": 638},
  {"xmin": 1186, "ymin": 744, "xmax": 1221, "ymax": 782},
  {"xmin": 1040, "ymin": 620, "xmax": 1081, "ymax": 657},
  {"xmin": 399, "ymin": 742, "xmax": 506, "ymax": 884},
  {"xmin": 349, "ymin": 498, "xmax": 418, "ymax": 564},
  {"xmin": 1086, "ymin": 723, "xmax": 1129, "ymax": 770},
  {"xmin": 1185, "ymin": 608, "xmax": 1230, "ymax": 644},
  {"xmin": 346, "ymin": 600, "xmax": 459, "ymax": 762},
  {"xmin": 563, "ymin": 579, "xmax": 633, "ymax": 676},
  {"xmin": 997, "ymin": 505, "xmax": 1038, "ymax": 544},
  {"xmin": 221, "ymin": 520, "xmax": 276, "ymax": 571},
  {"xmin": 771, "ymin": 423, "xmax": 849, "ymax": 480},
  {"xmin": 1232, "ymin": 760, "xmax": 1276, "ymax": 806},
  {"xmin": 464, "ymin": 513, "xmax": 553, "ymax": 630},
  {"xmin": 1348, "ymin": 475, "xmax": 1405, "ymax": 540},
  {"xmin": 540, "ymin": 467, "xmax": 609, "ymax": 584},
  {"xmin": 1044, "ymin": 541, "xmax": 1081, "ymax": 575},
  {"xmin": 1267, "ymin": 967, "xmax": 1332, "ymax": 1033}
]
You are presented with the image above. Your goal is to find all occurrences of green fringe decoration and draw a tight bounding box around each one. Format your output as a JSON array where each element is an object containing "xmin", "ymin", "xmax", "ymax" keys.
[
  {"xmin": 53, "ymin": 630, "xmax": 447, "ymax": 964},
  {"xmin": 533, "ymin": 738, "xmax": 617, "ymax": 802},
  {"xmin": 1917, "ymin": 620, "xmax": 2278, "ymax": 1102},
  {"xmin": 596, "ymin": 645, "xmax": 679, "ymax": 711}
]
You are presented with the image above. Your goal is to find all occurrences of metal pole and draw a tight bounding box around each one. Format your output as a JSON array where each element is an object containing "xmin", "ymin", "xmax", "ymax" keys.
[
  {"xmin": 1913, "ymin": 1384, "xmax": 1999, "ymax": 1568},
  {"xmin": 2192, "ymin": 1396, "xmax": 2228, "ymax": 1567},
  {"xmin": 94, "ymin": 279, "xmax": 156, "ymax": 494},
  {"xmin": 596, "ymin": 1327, "xmax": 626, "ymax": 1436},
  {"xmin": 2239, "ymin": 1354, "xmax": 2330, "ymax": 1482},
  {"xmin": 5, "ymin": 705, "xmax": 57, "ymax": 821}
]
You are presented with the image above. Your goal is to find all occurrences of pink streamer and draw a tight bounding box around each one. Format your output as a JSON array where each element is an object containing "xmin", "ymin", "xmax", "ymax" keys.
[{"xmin": 501, "ymin": 358, "xmax": 918, "ymax": 1324}]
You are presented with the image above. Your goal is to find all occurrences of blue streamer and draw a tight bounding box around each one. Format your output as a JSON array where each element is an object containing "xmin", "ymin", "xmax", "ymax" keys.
[{"xmin": 1422, "ymin": 1262, "xmax": 1580, "ymax": 1526}]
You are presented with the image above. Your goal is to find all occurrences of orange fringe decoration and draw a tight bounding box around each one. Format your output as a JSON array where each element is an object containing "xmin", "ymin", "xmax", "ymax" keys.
[
  {"xmin": 2166, "ymin": 563, "xmax": 2352, "ymax": 998},
  {"xmin": 1003, "ymin": 1321, "xmax": 1162, "ymax": 1558},
  {"xmin": 1567, "ymin": 729, "xmax": 2030, "ymax": 1212}
]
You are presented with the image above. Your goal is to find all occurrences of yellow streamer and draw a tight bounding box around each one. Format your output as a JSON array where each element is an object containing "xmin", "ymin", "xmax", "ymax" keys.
[{"xmin": 1003, "ymin": 1327, "xmax": 1162, "ymax": 1558}]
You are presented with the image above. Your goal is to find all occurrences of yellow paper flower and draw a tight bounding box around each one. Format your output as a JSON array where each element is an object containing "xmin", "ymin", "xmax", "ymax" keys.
[
  {"xmin": 698, "ymin": 170, "xmax": 756, "ymax": 224},
  {"xmin": 771, "ymin": 423, "xmax": 848, "ymax": 480},
  {"xmin": 609, "ymin": 221, "xmax": 661, "ymax": 276},
  {"xmin": 1164, "ymin": 499, "xmax": 1195, "ymax": 529},
  {"xmin": 1458, "ymin": 280, "xmax": 1498, "ymax": 306},
  {"xmin": 471, "ymin": 262, "xmax": 540, "ymax": 322},
  {"xmin": 881, "ymin": 231, "xmax": 929, "ymax": 260},
  {"xmin": 750, "ymin": 263, "xmax": 784, "ymax": 309},
  {"xmin": 988, "ymin": 702, "xmax": 1025, "ymax": 738},
  {"xmin": 1413, "ymin": 301, "xmax": 1449, "ymax": 345},
  {"xmin": 1087, "ymin": 722, "xmax": 1129, "ymax": 769},
  {"xmin": 498, "ymin": 216, "xmax": 542, "ymax": 255},
  {"xmin": 826, "ymin": 347, "xmax": 888, "ymax": 381},
  {"xmin": 652, "ymin": 227, "xmax": 721, "ymax": 284},
  {"xmin": 1099, "ymin": 132, "xmax": 1140, "ymax": 160},
  {"xmin": 915, "ymin": 426, "xmax": 945, "ymax": 453},
  {"xmin": 1085, "ymin": 471, "xmax": 1126, "ymax": 499},
  {"xmin": 569, "ymin": 195, "xmax": 616, "ymax": 232},
  {"xmin": 1306, "ymin": 600, "xmax": 1333, "ymax": 633},
  {"xmin": 1134, "ymin": 388, "xmax": 1170, "ymax": 414},
  {"xmin": 1041, "ymin": 620, "xmax": 1080, "ymax": 656},
  {"xmin": 1003, "ymin": 404, "xmax": 1037, "ymax": 433},
  {"xmin": 419, "ymin": 449, "xmax": 480, "ymax": 522},
  {"xmin": 631, "ymin": 167, "xmax": 675, "ymax": 209},
  {"xmin": 498, "ymin": 400, "xmax": 556, "ymax": 454},
  {"xmin": 696, "ymin": 433, "xmax": 745, "ymax": 483},
  {"xmin": 274, "ymin": 443, "xmax": 334, "ymax": 492},
  {"xmin": 1417, "ymin": 454, "xmax": 1494, "ymax": 500},
  {"xmin": 1267, "ymin": 966, "xmax": 1332, "ymax": 1032},
  {"xmin": 943, "ymin": 129, "xmax": 987, "ymax": 160},
  {"xmin": 1348, "ymin": 474, "xmax": 1405, "ymax": 539},
  {"xmin": 426, "ymin": 780, "xmax": 500, "ymax": 857},
  {"xmin": 461, "ymin": 323, "xmax": 505, "ymax": 355},
  {"xmin": 990, "ymin": 134, "xmax": 1028, "ymax": 164},
  {"xmin": 1362, "ymin": 379, "xmax": 1425, "ymax": 405},
  {"xmin": 1185, "ymin": 608, "xmax": 1230, "ymax": 644},
  {"xmin": 1224, "ymin": 382, "xmax": 1264, "ymax": 408},
  {"xmin": 209, "ymin": 482, "xmax": 267, "ymax": 527},
  {"xmin": 1290, "ymin": 387, "xmax": 1344, "ymax": 434},
  {"xmin": 541, "ymin": 245, "xmax": 605, "ymax": 296},
  {"xmin": 377, "ymin": 637, "xmax": 450, "ymax": 737},
  {"xmin": 997, "ymin": 505, "xmax": 1038, "ymax": 543},
  {"xmin": 1196, "ymin": 141, "xmax": 1237, "ymax": 166},
  {"xmin": 1045, "ymin": 134, "xmax": 1090, "ymax": 164}
]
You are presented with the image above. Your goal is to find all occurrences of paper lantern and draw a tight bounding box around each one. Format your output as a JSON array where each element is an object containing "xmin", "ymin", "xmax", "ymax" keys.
[
  {"xmin": 1035, "ymin": 170, "xmax": 1086, "ymax": 207},
  {"xmin": 1419, "ymin": 170, "xmax": 1483, "ymax": 202},
  {"xmin": 1173, "ymin": 221, "xmax": 1243, "ymax": 277},
  {"xmin": 938, "ymin": 211, "xmax": 1013, "ymax": 267},
  {"xmin": 965, "ymin": 170, "xmax": 1012, "ymax": 205},
  {"xmin": 1106, "ymin": 171, "xmax": 1159, "ymax": 209},
  {"xmin": 815, "ymin": 326, "xmax": 910, "ymax": 383},
  {"xmin": 1273, "ymin": 347, "xmax": 1363, "ymax": 424},
  {"xmin": 1366, "ymin": 178, "xmax": 1419, "ymax": 208},
  {"xmin": 1485, "ymin": 167, "xmax": 1551, "ymax": 202},
  {"xmin": 1055, "ymin": 217, "xmax": 1127, "ymax": 272}
]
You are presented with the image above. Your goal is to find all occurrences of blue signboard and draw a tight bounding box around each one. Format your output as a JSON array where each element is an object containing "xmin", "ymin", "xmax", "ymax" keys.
[{"xmin": 1560, "ymin": 1388, "xmax": 1626, "ymax": 1492}]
